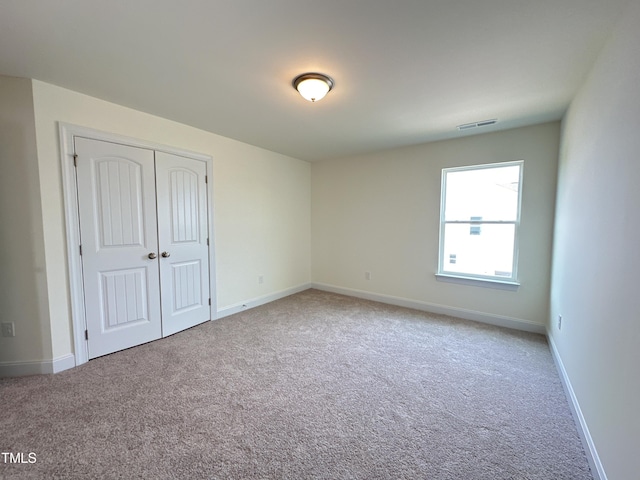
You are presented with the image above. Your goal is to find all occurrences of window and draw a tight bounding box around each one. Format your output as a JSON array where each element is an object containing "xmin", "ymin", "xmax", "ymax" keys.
[{"xmin": 438, "ymin": 161, "xmax": 523, "ymax": 284}]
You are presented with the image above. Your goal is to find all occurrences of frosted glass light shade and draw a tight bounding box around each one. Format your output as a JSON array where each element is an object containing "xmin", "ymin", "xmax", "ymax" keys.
[{"xmin": 293, "ymin": 73, "xmax": 334, "ymax": 102}]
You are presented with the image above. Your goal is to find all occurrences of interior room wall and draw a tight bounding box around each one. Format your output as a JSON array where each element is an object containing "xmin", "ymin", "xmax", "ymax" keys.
[
  {"xmin": 311, "ymin": 122, "xmax": 560, "ymax": 329},
  {"xmin": 29, "ymin": 80, "xmax": 311, "ymax": 364},
  {"xmin": 549, "ymin": 0, "xmax": 640, "ymax": 478},
  {"xmin": 0, "ymin": 75, "xmax": 53, "ymax": 368}
]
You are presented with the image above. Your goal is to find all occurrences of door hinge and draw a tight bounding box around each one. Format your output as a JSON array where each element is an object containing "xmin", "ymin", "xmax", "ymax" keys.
[
  {"xmin": 73, "ymin": 153, "xmax": 78, "ymax": 167},
  {"xmin": 85, "ymin": 330, "xmax": 89, "ymax": 340},
  {"xmin": 205, "ymin": 175, "xmax": 208, "ymax": 184},
  {"xmin": 208, "ymin": 298, "xmax": 211, "ymax": 306},
  {"xmin": 79, "ymin": 244, "xmax": 83, "ymax": 256},
  {"xmin": 207, "ymin": 237, "xmax": 209, "ymax": 246}
]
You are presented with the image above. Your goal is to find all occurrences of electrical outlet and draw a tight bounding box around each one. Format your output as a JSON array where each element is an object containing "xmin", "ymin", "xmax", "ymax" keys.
[
  {"xmin": 1, "ymin": 322, "xmax": 15, "ymax": 337},
  {"xmin": 558, "ymin": 315, "xmax": 562, "ymax": 330},
  {"xmin": 258, "ymin": 275, "xmax": 264, "ymax": 284},
  {"xmin": 365, "ymin": 271, "xmax": 371, "ymax": 281}
]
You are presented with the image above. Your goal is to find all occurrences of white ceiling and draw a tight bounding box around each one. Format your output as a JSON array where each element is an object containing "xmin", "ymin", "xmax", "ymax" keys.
[{"xmin": 0, "ymin": 0, "xmax": 628, "ymax": 161}]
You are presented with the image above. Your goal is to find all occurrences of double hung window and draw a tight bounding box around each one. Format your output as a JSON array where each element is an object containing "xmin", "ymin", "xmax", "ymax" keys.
[{"xmin": 438, "ymin": 161, "xmax": 523, "ymax": 284}]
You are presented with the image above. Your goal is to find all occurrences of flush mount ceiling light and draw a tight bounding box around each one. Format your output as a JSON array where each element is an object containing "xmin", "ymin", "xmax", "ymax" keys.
[{"xmin": 293, "ymin": 73, "xmax": 334, "ymax": 102}]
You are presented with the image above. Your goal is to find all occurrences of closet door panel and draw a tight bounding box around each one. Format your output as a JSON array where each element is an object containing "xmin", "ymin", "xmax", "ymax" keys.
[
  {"xmin": 75, "ymin": 137, "xmax": 162, "ymax": 358},
  {"xmin": 155, "ymin": 151, "xmax": 210, "ymax": 336}
]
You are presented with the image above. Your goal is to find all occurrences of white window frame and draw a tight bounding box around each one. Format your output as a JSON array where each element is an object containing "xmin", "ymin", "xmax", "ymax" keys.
[{"xmin": 436, "ymin": 160, "xmax": 523, "ymax": 288}]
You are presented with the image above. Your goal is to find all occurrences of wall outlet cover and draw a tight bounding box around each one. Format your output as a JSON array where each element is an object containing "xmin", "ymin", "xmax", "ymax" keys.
[{"xmin": 1, "ymin": 322, "xmax": 15, "ymax": 337}]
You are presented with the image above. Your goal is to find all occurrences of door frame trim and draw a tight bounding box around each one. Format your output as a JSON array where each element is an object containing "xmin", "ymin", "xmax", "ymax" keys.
[{"xmin": 59, "ymin": 122, "xmax": 217, "ymax": 366}]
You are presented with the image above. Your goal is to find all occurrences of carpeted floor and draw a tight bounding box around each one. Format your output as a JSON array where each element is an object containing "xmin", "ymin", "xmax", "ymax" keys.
[{"xmin": 0, "ymin": 289, "xmax": 591, "ymax": 479}]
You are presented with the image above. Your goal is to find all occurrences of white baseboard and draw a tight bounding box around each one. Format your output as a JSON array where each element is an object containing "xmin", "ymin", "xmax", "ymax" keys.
[
  {"xmin": 312, "ymin": 283, "xmax": 546, "ymax": 335},
  {"xmin": 0, "ymin": 353, "xmax": 75, "ymax": 378},
  {"xmin": 216, "ymin": 283, "xmax": 312, "ymax": 320},
  {"xmin": 547, "ymin": 333, "xmax": 606, "ymax": 480}
]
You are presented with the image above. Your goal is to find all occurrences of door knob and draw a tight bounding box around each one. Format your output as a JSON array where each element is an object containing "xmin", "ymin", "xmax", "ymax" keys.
[
  {"xmin": 148, "ymin": 252, "xmax": 157, "ymax": 259},
  {"xmin": 161, "ymin": 251, "xmax": 171, "ymax": 258}
]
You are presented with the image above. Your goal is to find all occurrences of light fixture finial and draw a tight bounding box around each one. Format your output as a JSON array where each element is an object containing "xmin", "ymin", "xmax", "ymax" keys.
[{"xmin": 293, "ymin": 73, "xmax": 334, "ymax": 102}]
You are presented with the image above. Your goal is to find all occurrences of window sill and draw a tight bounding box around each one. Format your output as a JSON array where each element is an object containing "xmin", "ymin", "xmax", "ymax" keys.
[{"xmin": 435, "ymin": 273, "xmax": 520, "ymax": 291}]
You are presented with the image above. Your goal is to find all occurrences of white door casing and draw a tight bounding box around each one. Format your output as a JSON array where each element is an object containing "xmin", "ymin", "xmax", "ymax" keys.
[
  {"xmin": 75, "ymin": 137, "xmax": 162, "ymax": 358},
  {"xmin": 60, "ymin": 124, "xmax": 216, "ymax": 366},
  {"xmin": 72, "ymin": 134, "xmax": 213, "ymax": 360},
  {"xmin": 156, "ymin": 151, "xmax": 210, "ymax": 336}
]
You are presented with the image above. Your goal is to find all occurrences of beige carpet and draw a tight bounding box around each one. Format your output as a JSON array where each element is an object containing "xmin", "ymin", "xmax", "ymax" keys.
[{"xmin": 0, "ymin": 289, "xmax": 591, "ymax": 479}]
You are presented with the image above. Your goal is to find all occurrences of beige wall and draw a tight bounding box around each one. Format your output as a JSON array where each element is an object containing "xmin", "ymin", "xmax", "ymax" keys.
[
  {"xmin": 312, "ymin": 122, "xmax": 559, "ymax": 327},
  {"xmin": 20, "ymin": 80, "xmax": 311, "ymax": 363},
  {"xmin": 2, "ymin": 5, "xmax": 636, "ymax": 474},
  {"xmin": 0, "ymin": 76, "xmax": 53, "ymax": 365},
  {"xmin": 549, "ymin": 0, "xmax": 640, "ymax": 478}
]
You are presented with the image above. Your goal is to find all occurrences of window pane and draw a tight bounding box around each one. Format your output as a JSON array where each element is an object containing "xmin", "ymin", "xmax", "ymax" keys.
[
  {"xmin": 444, "ymin": 165, "xmax": 520, "ymax": 221},
  {"xmin": 442, "ymin": 223, "xmax": 515, "ymax": 278}
]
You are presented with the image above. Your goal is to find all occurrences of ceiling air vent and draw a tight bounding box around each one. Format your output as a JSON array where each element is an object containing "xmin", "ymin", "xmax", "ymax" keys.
[{"xmin": 457, "ymin": 119, "xmax": 497, "ymax": 131}]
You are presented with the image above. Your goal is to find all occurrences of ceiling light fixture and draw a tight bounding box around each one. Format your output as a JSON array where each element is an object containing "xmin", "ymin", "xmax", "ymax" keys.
[{"xmin": 293, "ymin": 73, "xmax": 334, "ymax": 102}]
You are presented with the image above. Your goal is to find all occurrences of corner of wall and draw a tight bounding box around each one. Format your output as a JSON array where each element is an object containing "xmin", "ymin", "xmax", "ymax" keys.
[{"xmin": 0, "ymin": 75, "xmax": 53, "ymax": 367}]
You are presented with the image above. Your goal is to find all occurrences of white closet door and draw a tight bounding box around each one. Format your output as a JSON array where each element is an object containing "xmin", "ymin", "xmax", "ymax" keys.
[
  {"xmin": 75, "ymin": 137, "xmax": 162, "ymax": 359},
  {"xmin": 155, "ymin": 151, "xmax": 210, "ymax": 336}
]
